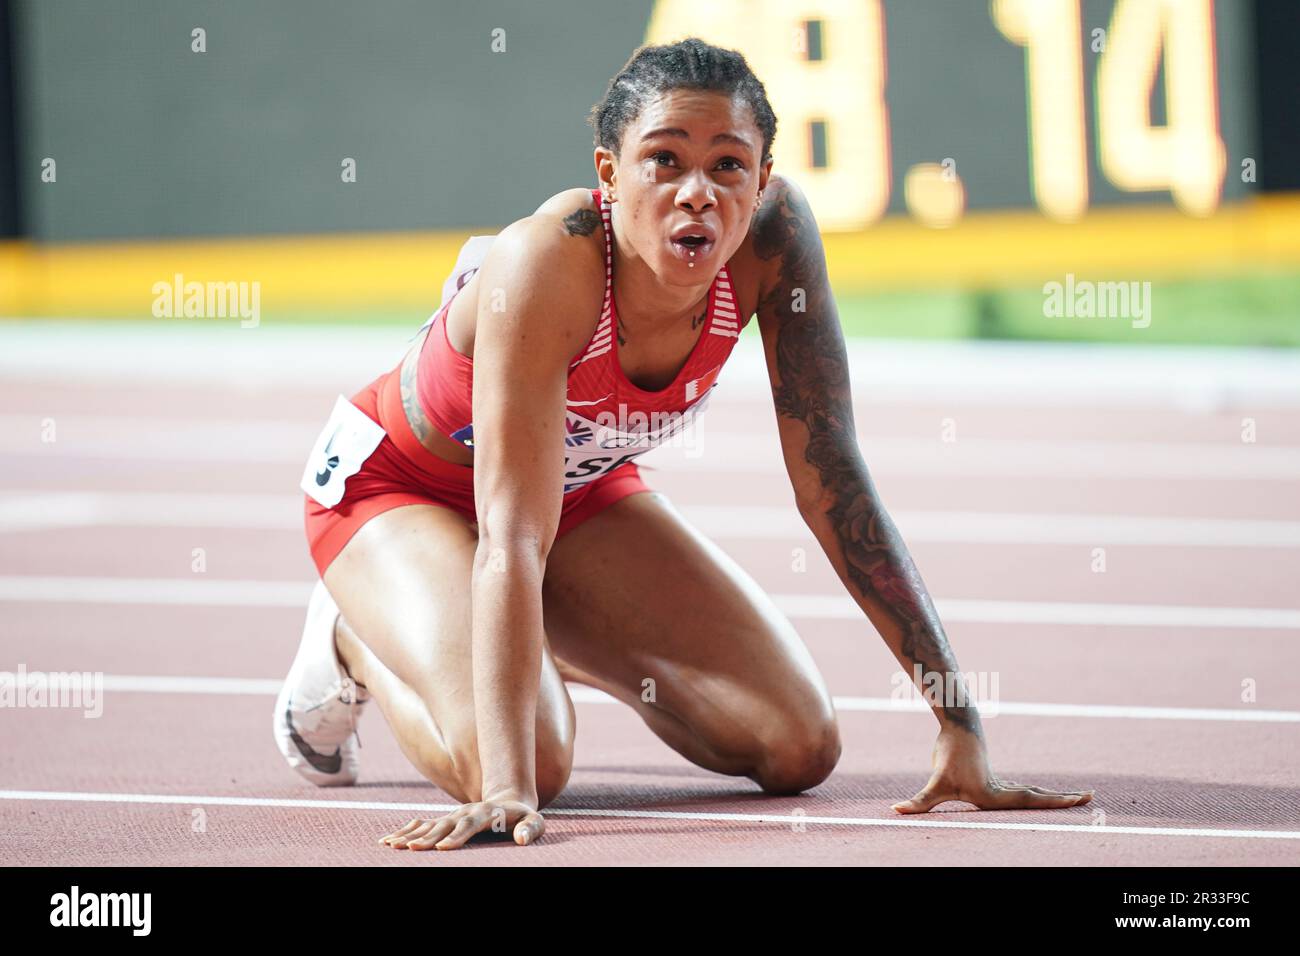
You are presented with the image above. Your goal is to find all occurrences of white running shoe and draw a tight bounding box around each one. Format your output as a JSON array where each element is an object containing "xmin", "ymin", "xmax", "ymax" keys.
[{"xmin": 273, "ymin": 579, "xmax": 371, "ymax": 787}]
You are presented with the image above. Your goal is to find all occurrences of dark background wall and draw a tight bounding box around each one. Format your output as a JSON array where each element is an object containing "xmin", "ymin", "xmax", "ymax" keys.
[
  {"xmin": 1250, "ymin": 0, "xmax": 1300, "ymax": 191},
  {"xmin": 0, "ymin": 0, "xmax": 20, "ymax": 237},
  {"xmin": 3, "ymin": 0, "xmax": 1276, "ymax": 242},
  {"xmin": 10, "ymin": 0, "xmax": 654, "ymax": 240}
]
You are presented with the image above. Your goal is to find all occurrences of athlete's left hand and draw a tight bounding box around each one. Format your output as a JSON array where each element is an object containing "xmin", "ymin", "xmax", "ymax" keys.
[
  {"xmin": 379, "ymin": 798, "xmax": 544, "ymax": 850},
  {"xmin": 891, "ymin": 724, "xmax": 1094, "ymax": 813}
]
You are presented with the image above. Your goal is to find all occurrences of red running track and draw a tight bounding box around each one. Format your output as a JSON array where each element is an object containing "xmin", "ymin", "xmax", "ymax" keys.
[{"xmin": 1, "ymin": 361, "xmax": 1298, "ymax": 866}]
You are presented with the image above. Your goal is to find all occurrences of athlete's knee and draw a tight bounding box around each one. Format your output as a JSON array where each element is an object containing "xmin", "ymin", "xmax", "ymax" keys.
[
  {"xmin": 751, "ymin": 713, "xmax": 842, "ymax": 796},
  {"xmin": 535, "ymin": 738, "xmax": 574, "ymax": 808}
]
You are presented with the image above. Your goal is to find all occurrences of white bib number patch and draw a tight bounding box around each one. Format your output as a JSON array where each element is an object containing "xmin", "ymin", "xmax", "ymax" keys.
[{"xmin": 300, "ymin": 395, "xmax": 387, "ymax": 508}]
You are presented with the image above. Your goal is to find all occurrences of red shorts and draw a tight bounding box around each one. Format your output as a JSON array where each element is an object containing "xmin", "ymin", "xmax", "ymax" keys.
[{"xmin": 303, "ymin": 361, "xmax": 651, "ymax": 576}]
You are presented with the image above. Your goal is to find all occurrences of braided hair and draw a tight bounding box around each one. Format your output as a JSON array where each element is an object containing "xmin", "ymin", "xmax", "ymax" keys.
[{"xmin": 587, "ymin": 37, "xmax": 777, "ymax": 165}]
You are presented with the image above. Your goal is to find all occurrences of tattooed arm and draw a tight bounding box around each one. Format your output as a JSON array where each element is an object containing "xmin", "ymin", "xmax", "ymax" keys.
[
  {"xmin": 752, "ymin": 175, "xmax": 977, "ymax": 735},
  {"xmin": 751, "ymin": 175, "xmax": 1093, "ymax": 813}
]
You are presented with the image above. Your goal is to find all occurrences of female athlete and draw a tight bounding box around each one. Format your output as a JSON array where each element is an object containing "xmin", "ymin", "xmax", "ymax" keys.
[{"xmin": 274, "ymin": 37, "xmax": 1094, "ymax": 851}]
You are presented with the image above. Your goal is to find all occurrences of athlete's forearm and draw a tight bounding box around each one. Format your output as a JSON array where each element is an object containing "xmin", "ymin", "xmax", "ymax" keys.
[
  {"xmin": 755, "ymin": 177, "xmax": 982, "ymax": 737},
  {"xmin": 800, "ymin": 461, "xmax": 984, "ymax": 739},
  {"xmin": 470, "ymin": 534, "xmax": 547, "ymax": 804}
]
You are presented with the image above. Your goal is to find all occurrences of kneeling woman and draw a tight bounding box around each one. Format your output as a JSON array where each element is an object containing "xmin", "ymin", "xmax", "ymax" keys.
[{"xmin": 274, "ymin": 37, "xmax": 1094, "ymax": 851}]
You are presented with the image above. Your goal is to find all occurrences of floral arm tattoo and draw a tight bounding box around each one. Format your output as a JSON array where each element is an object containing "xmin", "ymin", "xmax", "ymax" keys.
[{"xmin": 752, "ymin": 177, "xmax": 982, "ymax": 737}]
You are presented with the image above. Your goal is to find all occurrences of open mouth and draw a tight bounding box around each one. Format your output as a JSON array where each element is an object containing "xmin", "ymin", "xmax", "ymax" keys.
[{"xmin": 669, "ymin": 234, "xmax": 716, "ymax": 261}]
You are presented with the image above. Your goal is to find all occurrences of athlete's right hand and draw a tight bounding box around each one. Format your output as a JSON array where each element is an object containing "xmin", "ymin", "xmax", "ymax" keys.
[{"xmin": 379, "ymin": 799, "xmax": 544, "ymax": 850}]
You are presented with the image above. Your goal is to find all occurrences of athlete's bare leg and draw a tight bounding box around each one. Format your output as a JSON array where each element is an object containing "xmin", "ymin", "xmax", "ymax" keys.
[
  {"xmin": 321, "ymin": 503, "xmax": 576, "ymax": 806},
  {"xmin": 541, "ymin": 491, "xmax": 841, "ymax": 795},
  {"xmin": 322, "ymin": 490, "xmax": 837, "ymax": 805}
]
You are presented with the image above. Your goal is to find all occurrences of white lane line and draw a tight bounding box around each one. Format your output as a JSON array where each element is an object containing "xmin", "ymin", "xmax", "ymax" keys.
[
  {"xmin": 3, "ymin": 575, "xmax": 1296, "ymax": 630},
  {"xmin": 829, "ymin": 697, "xmax": 1300, "ymax": 723},
  {"xmin": 5, "ymin": 490, "xmax": 1300, "ymax": 548},
  {"xmin": 644, "ymin": 434, "xmax": 1300, "ymax": 480},
  {"xmin": 99, "ymin": 675, "xmax": 285, "ymax": 695},
  {"xmin": 0, "ymin": 576, "xmax": 310, "ymax": 607},
  {"xmin": 0, "ymin": 789, "xmax": 1295, "ymax": 840},
  {"xmin": 6, "ymin": 324, "xmax": 1300, "ymax": 409},
  {"xmin": 0, "ymin": 491, "xmax": 295, "ymax": 532},
  {"xmin": 689, "ymin": 506, "xmax": 1300, "ymax": 548},
  {"xmin": 2, "ymin": 673, "xmax": 1295, "ymax": 723},
  {"xmin": 7, "ymin": 416, "xmax": 1300, "ymax": 479},
  {"xmin": 776, "ymin": 594, "xmax": 1300, "ymax": 630}
]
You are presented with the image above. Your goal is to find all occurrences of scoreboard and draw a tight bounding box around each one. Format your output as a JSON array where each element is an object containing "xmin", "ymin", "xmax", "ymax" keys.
[{"xmin": 646, "ymin": 0, "xmax": 1254, "ymax": 229}]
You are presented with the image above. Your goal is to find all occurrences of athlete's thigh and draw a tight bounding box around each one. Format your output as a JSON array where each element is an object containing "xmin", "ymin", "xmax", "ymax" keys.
[
  {"xmin": 541, "ymin": 491, "xmax": 838, "ymax": 754},
  {"xmin": 323, "ymin": 502, "xmax": 574, "ymax": 761}
]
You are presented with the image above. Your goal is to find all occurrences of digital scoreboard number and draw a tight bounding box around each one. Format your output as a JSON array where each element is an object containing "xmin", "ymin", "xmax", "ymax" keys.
[{"xmin": 645, "ymin": 0, "xmax": 1242, "ymax": 229}]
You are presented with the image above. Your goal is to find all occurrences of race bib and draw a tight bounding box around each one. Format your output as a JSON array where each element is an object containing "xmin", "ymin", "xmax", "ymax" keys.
[
  {"xmin": 300, "ymin": 395, "xmax": 387, "ymax": 508},
  {"xmin": 561, "ymin": 389, "xmax": 713, "ymax": 492}
]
